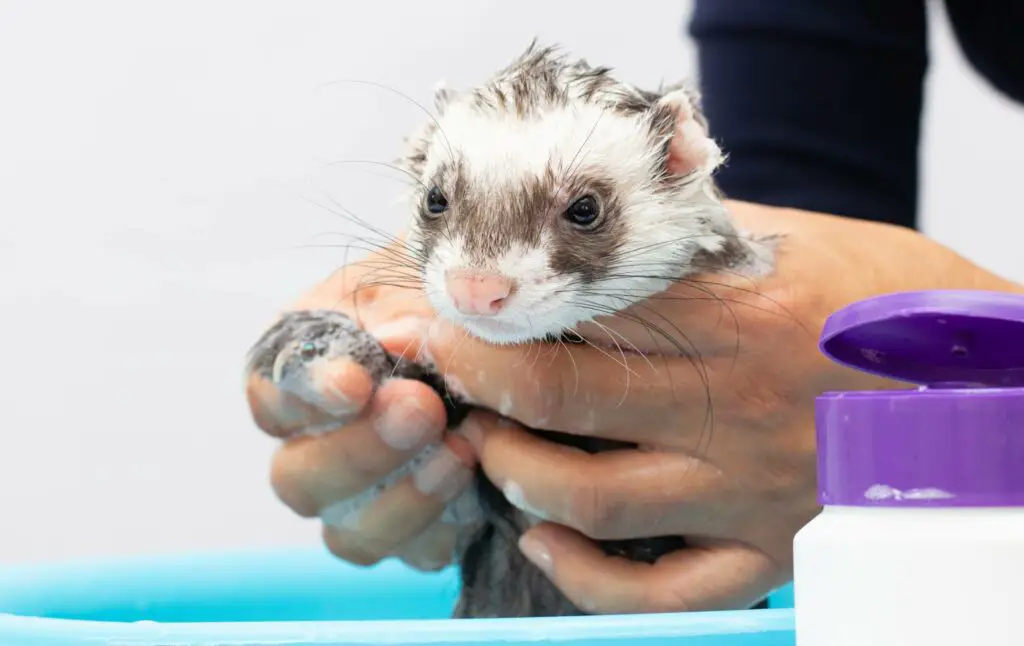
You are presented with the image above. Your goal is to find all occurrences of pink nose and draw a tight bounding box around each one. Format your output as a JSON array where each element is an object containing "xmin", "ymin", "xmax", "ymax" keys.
[{"xmin": 445, "ymin": 270, "xmax": 515, "ymax": 316}]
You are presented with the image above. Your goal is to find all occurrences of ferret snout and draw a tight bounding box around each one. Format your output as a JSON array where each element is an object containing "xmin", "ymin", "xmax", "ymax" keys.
[{"xmin": 445, "ymin": 269, "xmax": 517, "ymax": 316}]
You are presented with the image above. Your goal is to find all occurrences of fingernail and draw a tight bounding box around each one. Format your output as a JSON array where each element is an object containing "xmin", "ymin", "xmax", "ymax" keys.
[
  {"xmin": 372, "ymin": 397, "xmax": 437, "ymax": 450},
  {"xmin": 301, "ymin": 421, "xmax": 345, "ymax": 436},
  {"xmin": 412, "ymin": 444, "xmax": 471, "ymax": 501},
  {"xmin": 518, "ymin": 534, "xmax": 554, "ymax": 576},
  {"xmin": 441, "ymin": 488, "xmax": 485, "ymax": 528},
  {"xmin": 503, "ymin": 481, "xmax": 548, "ymax": 520},
  {"xmin": 284, "ymin": 360, "xmax": 363, "ymax": 417},
  {"xmin": 454, "ymin": 414, "xmax": 484, "ymax": 449},
  {"xmin": 320, "ymin": 496, "xmax": 369, "ymax": 531}
]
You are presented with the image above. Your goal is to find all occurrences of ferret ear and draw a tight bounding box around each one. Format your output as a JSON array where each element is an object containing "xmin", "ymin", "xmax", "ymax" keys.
[
  {"xmin": 433, "ymin": 80, "xmax": 456, "ymax": 115},
  {"xmin": 653, "ymin": 88, "xmax": 723, "ymax": 179}
]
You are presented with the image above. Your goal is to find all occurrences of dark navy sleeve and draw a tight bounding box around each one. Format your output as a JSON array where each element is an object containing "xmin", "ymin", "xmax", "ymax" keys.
[
  {"xmin": 943, "ymin": 0, "xmax": 1024, "ymax": 105},
  {"xmin": 688, "ymin": 0, "xmax": 928, "ymax": 229}
]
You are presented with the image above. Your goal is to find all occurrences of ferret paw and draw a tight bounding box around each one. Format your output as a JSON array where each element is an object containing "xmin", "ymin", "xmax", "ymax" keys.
[{"xmin": 246, "ymin": 309, "xmax": 399, "ymax": 406}]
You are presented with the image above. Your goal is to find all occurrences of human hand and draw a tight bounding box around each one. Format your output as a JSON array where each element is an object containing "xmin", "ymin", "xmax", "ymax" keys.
[
  {"xmin": 245, "ymin": 248, "xmax": 479, "ymax": 571},
  {"xmin": 414, "ymin": 201, "xmax": 1024, "ymax": 612}
]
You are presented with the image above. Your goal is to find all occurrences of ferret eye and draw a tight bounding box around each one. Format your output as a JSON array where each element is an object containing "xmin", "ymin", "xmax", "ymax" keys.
[
  {"xmin": 425, "ymin": 186, "xmax": 449, "ymax": 215},
  {"xmin": 564, "ymin": 195, "xmax": 600, "ymax": 227}
]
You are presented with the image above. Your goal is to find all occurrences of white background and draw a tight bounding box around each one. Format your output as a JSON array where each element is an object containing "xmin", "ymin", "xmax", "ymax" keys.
[{"xmin": 0, "ymin": 1, "xmax": 1021, "ymax": 565}]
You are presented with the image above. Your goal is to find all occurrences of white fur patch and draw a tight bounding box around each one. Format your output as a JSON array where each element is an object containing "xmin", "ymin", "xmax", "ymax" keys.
[{"xmin": 427, "ymin": 101, "xmax": 655, "ymax": 194}]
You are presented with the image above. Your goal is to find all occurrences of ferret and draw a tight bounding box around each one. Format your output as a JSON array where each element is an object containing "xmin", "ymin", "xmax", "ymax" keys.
[{"xmin": 247, "ymin": 42, "xmax": 777, "ymax": 618}]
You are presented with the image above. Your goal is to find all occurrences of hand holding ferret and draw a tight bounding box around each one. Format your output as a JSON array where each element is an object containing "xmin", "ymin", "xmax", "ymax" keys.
[
  {"xmin": 412, "ymin": 200, "xmax": 1023, "ymax": 614},
  {"xmin": 246, "ymin": 252, "xmax": 483, "ymax": 572},
  {"xmin": 245, "ymin": 43, "xmax": 1024, "ymax": 617}
]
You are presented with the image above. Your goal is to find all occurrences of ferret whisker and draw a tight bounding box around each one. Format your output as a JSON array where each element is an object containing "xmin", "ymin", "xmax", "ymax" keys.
[
  {"xmin": 441, "ymin": 323, "xmax": 475, "ymax": 407},
  {"xmin": 585, "ymin": 318, "xmax": 657, "ymax": 375},
  {"xmin": 298, "ymin": 193, "xmax": 414, "ymax": 262},
  {"xmin": 680, "ymin": 277, "xmax": 807, "ymax": 333},
  {"xmin": 294, "ymin": 229, "xmax": 402, "ymax": 259},
  {"xmin": 530, "ymin": 336, "xmax": 552, "ymax": 373},
  {"xmin": 564, "ymin": 320, "xmax": 638, "ymax": 378},
  {"xmin": 319, "ymin": 78, "xmax": 456, "ymax": 164},
  {"xmin": 561, "ymin": 107, "xmax": 606, "ymax": 185},
  {"xmin": 607, "ymin": 231, "xmax": 774, "ymax": 266},
  {"xmin": 370, "ymin": 244, "xmax": 431, "ymax": 268},
  {"xmin": 579, "ymin": 318, "xmax": 642, "ymax": 409},
  {"xmin": 356, "ymin": 260, "xmax": 424, "ymax": 276},
  {"xmin": 310, "ymin": 241, "xmax": 426, "ymax": 270},
  {"xmin": 571, "ymin": 287, "xmax": 775, "ymax": 322},
  {"xmin": 389, "ymin": 334, "xmax": 423, "ymax": 380},
  {"xmin": 586, "ymin": 271, "xmax": 792, "ymax": 324},
  {"xmin": 357, "ymin": 274, "xmax": 424, "ymax": 290},
  {"xmin": 358, "ymin": 272, "xmax": 425, "ymax": 288},
  {"xmin": 321, "ymin": 159, "xmax": 430, "ymax": 191},
  {"xmin": 626, "ymin": 300, "xmax": 716, "ymax": 457},
  {"xmin": 571, "ymin": 286, "xmax": 743, "ymax": 361},
  {"xmin": 355, "ymin": 255, "xmax": 425, "ymax": 272},
  {"xmin": 308, "ymin": 194, "xmax": 430, "ymax": 268},
  {"xmin": 554, "ymin": 334, "xmax": 581, "ymax": 397},
  {"xmin": 571, "ymin": 301, "xmax": 716, "ymax": 449},
  {"xmin": 582, "ymin": 276, "xmax": 743, "ymax": 344},
  {"xmin": 349, "ymin": 269, "xmax": 425, "ymax": 289},
  {"xmin": 355, "ymin": 256, "xmax": 425, "ymax": 276},
  {"xmin": 313, "ymin": 192, "xmax": 397, "ymax": 243}
]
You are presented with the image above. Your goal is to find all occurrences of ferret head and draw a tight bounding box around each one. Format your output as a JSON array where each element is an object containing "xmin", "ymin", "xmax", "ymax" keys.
[{"xmin": 399, "ymin": 43, "xmax": 770, "ymax": 345}]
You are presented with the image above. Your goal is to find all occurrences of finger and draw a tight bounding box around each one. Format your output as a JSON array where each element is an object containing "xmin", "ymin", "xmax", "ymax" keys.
[
  {"xmin": 573, "ymin": 273, "xmax": 789, "ymax": 354},
  {"xmin": 289, "ymin": 238, "xmax": 416, "ymax": 312},
  {"xmin": 424, "ymin": 320, "xmax": 734, "ymax": 440},
  {"xmin": 519, "ymin": 523, "xmax": 779, "ymax": 614},
  {"xmin": 246, "ymin": 358, "xmax": 374, "ymax": 438},
  {"xmin": 320, "ymin": 444, "xmax": 473, "ymax": 564},
  {"xmin": 459, "ymin": 411, "xmax": 727, "ymax": 540},
  {"xmin": 396, "ymin": 521, "xmax": 459, "ymax": 571},
  {"xmin": 270, "ymin": 378, "xmax": 449, "ymax": 516}
]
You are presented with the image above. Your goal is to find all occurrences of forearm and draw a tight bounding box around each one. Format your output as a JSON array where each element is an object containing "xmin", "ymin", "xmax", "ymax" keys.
[{"xmin": 728, "ymin": 200, "xmax": 1024, "ymax": 298}]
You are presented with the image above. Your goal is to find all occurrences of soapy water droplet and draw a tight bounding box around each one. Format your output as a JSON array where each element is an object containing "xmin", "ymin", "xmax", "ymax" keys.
[
  {"xmin": 499, "ymin": 391, "xmax": 513, "ymax": 416},
  {"xmin": 864, "ymin": 485, "xmax": 899, "ymax": 500},
  {"xmin": 902, "ymin": 487, "xmax": 955, "ymax": 500},
  {"xmin": 864, "ymin": 484, "xmax": 955, "ymax": 501}
]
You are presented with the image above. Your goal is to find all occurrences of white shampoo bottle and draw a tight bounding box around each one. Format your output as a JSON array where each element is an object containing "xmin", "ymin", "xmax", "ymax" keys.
[{"xmin": 794, "ymin": 290, "xmax": 1024, "ymax": 646}]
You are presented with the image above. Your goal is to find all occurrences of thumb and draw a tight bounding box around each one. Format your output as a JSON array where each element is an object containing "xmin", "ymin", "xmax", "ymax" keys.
[{"xmin": 518, "ymin": 523, "xmax": 780, "ymax": 614}]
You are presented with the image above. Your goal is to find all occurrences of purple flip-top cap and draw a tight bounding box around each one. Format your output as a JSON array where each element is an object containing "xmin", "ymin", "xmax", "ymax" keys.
[{"xmin": 817, "ymin": 290, "xmax": 1024, "ymax": 507}]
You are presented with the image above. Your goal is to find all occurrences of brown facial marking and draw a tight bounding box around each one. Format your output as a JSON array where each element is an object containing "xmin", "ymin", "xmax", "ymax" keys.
[
  {"xmin": 443, "ymin": 167, "xmax": 552, "ymax": 265},
  {"xmin": 547, "ymin": 175, "xmax": 628, "ymax": 285}
]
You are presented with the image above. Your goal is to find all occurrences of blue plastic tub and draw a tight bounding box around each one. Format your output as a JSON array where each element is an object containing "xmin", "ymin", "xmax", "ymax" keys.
[{"xmin": 0, "ymin": 547, "xmax": 796, "ymax": 645}]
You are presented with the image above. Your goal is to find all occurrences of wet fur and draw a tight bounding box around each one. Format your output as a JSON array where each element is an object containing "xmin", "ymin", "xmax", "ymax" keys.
[
  {"xmin": 248, "ymin": 42, "xmax": 777, "ymax": 618},
  {"xmin": 247, "ymin": 310, "xmax": 770, "ymax": 616},
  {"xmin": 404, "ymin": 42, "xmax": 776, "ymax": 346},
  {"xmin": 406, "ymin": 43, "xmax": 776, "ymax": 615}
]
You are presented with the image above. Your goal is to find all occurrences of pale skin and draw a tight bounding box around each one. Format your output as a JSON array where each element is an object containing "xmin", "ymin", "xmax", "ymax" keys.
[{"xmin": 248, "ymin": 199, "xmax": 1024, "ymax": 612}]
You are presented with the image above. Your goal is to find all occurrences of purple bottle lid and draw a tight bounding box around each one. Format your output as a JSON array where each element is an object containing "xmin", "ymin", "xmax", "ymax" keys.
[{"xmin": 816, "ymin": 290, "xmax": 1024, "ymax": 507}]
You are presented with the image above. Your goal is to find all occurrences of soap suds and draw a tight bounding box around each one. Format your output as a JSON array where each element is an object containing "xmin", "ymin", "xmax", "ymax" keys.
[
  {"xmin": 864, "ymin": 484, "xmax": 956, "ymax": 501},
  {"xmin": 503, "ymin": 480, "xmax": 548, "ymax": 520}
]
